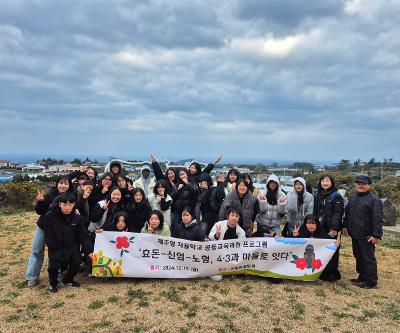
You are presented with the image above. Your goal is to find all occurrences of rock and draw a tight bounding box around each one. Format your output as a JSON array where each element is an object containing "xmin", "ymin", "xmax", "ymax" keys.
[{"xmin": 381, "ymin": 198, "xmax": 398, "ymax": 226}]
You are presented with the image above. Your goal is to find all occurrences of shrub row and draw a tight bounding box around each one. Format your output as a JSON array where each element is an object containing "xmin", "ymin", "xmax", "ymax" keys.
[{"xmin": 0, "ymin": 182, "xmax": 44, "ymax": 210}]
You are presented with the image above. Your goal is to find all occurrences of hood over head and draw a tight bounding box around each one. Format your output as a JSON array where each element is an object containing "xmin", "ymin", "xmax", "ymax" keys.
[
  {"xmin": 110, "ymin": 161, "xmax": 122, "ymax": 174},
  {"xmin": 293, "ymin": 177, "xmax": 306, "ymax": 189},
  {"xmin": 266, "ymin": 174, "xmax": 280, "ymax": 187},
  {"xmin": 198, "ymin": 173, "xmax": 213, "ymax": 188}
]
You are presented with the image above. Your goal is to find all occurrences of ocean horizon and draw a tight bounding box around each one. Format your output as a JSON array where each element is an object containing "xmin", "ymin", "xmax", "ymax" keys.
[{"xmin": 0, "ymin": 153, "xmax": 337, "ymax": 166}]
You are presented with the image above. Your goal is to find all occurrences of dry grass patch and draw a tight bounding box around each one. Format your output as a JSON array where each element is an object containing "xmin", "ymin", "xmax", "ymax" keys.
[{"xmin": 0, "ymin": 211, "xmax": 399, "ymax": 332}]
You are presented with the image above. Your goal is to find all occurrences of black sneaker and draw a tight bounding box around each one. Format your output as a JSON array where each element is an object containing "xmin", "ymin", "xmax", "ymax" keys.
[
  {"xmin": 63, "ymin": 280, "xmax": 80, "ymax": 288},
  {"xmin": 49, "ymin": 285, "xmax": 58, "ymax": 293},
  {"xmin": 359, "ymin": 282, "xmax": 377, "ymax": 289},
  {"xmin": 350, "ymin": 277, "xmax": 365, "ymax": 284}
]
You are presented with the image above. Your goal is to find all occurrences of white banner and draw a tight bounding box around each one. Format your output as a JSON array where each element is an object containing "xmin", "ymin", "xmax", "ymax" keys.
[{"xmin": 92, "ymin": 232, "xmax": 337, "ymax": 281}]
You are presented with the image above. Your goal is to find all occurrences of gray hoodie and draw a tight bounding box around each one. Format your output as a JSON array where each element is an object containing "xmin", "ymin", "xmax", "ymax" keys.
[
  {"xmin": 256, "ymin": 174, "xmax": 286, "ymax": 229},
  {"xmin": 286, "ymin": 177, "xmax": 314, "ymax": 233}
]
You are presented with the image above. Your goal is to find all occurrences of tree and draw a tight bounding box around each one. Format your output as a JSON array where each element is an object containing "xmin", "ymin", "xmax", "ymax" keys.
[
  {"xmin": 23, "ymin": 174, "xmax": 32, "ymax": 182},
  {"xmin": 12, "ymin": 174, "xmax": 24, "ymax": 183},
  {"xmin": 337, "ymin": 159, "xmax": 351, "ymax": 171},
  {"xmin": 383, "ymin": 158, "xmax": 393, "ymax": 166},
  {"xmin": 367, "ymin": 158, "xmax": 381, "ymax": 167},
  {"xmin": 70, "ymin": 158, "xmax": 82, "ymax": 165},
  {"xmin": 292, "ymin": 162, "xmax": 315, "ymax": 172}
]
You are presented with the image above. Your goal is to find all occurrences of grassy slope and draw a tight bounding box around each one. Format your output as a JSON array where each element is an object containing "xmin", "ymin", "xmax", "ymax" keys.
[{"xmin": 0, "ymin": 211, "xmax": 399, "ymax": 333}]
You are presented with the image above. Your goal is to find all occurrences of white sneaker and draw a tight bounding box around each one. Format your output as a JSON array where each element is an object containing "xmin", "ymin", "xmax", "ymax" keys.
[
  {"xmin": 27, "ymin": 280, "xmax": 37, "ymax": 287},
  {"xmin": 209, "ymin": 275, "xmax": 223, "ymax": 282}
]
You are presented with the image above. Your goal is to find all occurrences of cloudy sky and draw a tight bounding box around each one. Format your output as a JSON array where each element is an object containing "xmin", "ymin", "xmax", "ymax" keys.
[{"xmin": 1, "ymin": 0, "xmax": 399, "ymax": 163}]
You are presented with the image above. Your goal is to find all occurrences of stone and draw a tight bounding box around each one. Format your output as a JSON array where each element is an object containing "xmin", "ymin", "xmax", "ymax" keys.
[{"xmin": 381, "ymin": 198, "xmax": 398, "ymax": 226}]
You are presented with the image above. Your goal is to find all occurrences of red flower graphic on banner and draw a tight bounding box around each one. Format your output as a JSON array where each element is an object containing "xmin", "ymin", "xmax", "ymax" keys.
[
  {"xmin": 294, "ymin": 258, "xmax": 307, "ymax": 270},
  {"xmin": 312, "ymin": 259, "xmax": 322, "ymax": 270},
  {"xmin": 116, "ymin": 236, "xmax": 130, "ymax": 249},
  {"xmin": 109, "ymin": 235, "xmax": 135, "ymax": 258},
  {"xmin": 291, "ymin": 253, "xmax": 323, "ymax": 273}
]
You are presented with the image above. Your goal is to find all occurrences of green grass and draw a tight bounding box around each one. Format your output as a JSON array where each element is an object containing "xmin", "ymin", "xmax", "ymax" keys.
[
  {"xmin": 314, "ymin": 288, "xmax": 327, "ymax": 297},
  {"xmin": 159, "ymin": 288, "xmax": 182, "ymax": 303},
  {"xmin": 26, "ymin": 302, "xmax": 38, "ymax": 311},
  {"xmin": 0, "ymin": 270, "xmax": 9, "ymax": 277},
  {"xmin": 381, "ymin": 234, "xmax": 400, "ymax": 249},
  {"xmin": 291, "ymin": 302, "xmax": 306, "ymax": 320},
  {"xmin": 241, "ymin": 285, "xmax": 252, "ymax": 294},
  {"xmin": 7, "ymin": 291, "xmax": 20, "ymax": 299},
  {"xmin": 126, "ymin": 288, "xmax": 152, "ymax": 307},
  {"xmin": 92, "ymin": 320, "xmax": 112, "ymax": 329},
  {"xmin": 6, "ymin": 315, "xmax": 20, "ymax": 322},
  {"xmin": 88, "ymin": 300, "xmax": 104, "ymax": 310},
  {"xmin": 51, "ymin": 301, "xmax": 65, "ymax": 309},
  {"xmin": 11, "ymin": 280, "xmax": 27, "ymax": 289},
  {"xmin": 107, "ymin": 295, "xmax": 119, "ymax": 303},
  {"xmin": 186, "ymin": 304, "xmax": 198, "ymax": 318},
  {"xmin": 387, "ymin": 303, "xmax": 400, "ymax": 321}
]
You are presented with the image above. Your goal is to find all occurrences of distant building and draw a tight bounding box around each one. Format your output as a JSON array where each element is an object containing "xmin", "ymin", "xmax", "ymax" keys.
[
  {"xmin": 47, "ymin": 165, "xmax": 80, "ymax": 173},
  {"xmin": 22, "ymin": 164, "xmax": 45, "ymax": 173},
  {"xmin": 0, "ymin": 160, "xmax": 11, "ymax": 168}
]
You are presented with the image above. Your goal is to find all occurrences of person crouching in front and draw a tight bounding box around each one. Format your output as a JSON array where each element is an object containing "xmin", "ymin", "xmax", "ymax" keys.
[{"xmin": 208, "ymin": 208, "xmax": 246, "ymax": 281}]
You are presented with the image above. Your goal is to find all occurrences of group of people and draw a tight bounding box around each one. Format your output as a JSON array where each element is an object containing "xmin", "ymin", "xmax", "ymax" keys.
[{"xmin": 25, "ymin": 154, "xmax": 383, "ymax": 292}]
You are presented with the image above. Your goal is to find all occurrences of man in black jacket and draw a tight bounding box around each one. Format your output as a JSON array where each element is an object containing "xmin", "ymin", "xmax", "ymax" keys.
[
  {"xmin": 343, "ymin": 175, "xmax": 383, "ymax": 289},
  {"xmin": 43, "ymin": 192, "xmax": 93, "ymax": 293}
]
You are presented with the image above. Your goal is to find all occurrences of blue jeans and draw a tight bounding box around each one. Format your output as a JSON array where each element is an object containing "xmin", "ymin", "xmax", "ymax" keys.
[{"xmin": 25, "ymin": 226, "xmax": 45, "ymax": 282}]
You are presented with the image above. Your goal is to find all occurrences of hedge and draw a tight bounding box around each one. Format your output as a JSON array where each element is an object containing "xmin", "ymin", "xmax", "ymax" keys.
[{"xmin": 0, "ymin": 182, "xmax": 44, "ymax": 210}]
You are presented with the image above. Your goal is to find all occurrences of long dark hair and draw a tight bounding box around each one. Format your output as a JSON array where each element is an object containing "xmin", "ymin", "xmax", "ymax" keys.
[
  {"xmin": 298, "ymin": 214, "xmax": 326, "ymax": 238},
  {"xmin": 153, "ymin": 179, "xmax": 169, "ymax": 196},
  {"xmin": 131, "ymin": 188, "xmax": 148, "ymax": 209},
  {"xmin": 266, "ymin": 180, "xmax": 278, "ymax": 205},
  {"xmin": 295, "ymin": 180, "xmax": 304, "ymax": 206},
  {"xmin": 105, "ymin": 186, "xmax": 123, "ymax": 216},
  {"xmin": 113, "ymin": 211, "xmax": 129, "ymax": 229},
  {"xmin": 225, "ymin": 168, "xmax": 240, "ymax": 185}
]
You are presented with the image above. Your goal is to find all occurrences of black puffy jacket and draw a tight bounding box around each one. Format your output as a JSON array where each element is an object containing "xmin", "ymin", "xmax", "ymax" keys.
[
  {"xmin": 195, "ymin": 173, "xmax": 225, "ymax": 225},
  {"xmin": 314, "ymin": 190, "xmax": 344, "ymax": 232},
  {"xmin": 43, "ymin": 208, "xmax": 92, "ymax": 261},
  {"xmin": 172, "ymin": 183, "xmax": 197, "ymax": 213},
  {"xmin": 171, "ymin": 221, "xmax": 205, "ymax": 241},
  {"xmin": 343, "ymin": 191, "xmax": 383, "ymax": 239}
]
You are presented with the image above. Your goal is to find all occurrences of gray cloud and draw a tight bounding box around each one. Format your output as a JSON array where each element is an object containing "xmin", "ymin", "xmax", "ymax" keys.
[{"xmin": 1, "ymin": 0, "xmax": 399, "ymax": 162}]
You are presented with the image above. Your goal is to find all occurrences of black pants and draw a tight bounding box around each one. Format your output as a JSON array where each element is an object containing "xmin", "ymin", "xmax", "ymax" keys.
[
  {"xmin": 48, "ymin": 251, "xmax": 80, "ymax": 287},
  {"xmin": 320, "ymin": 247, "xmax": 341, "ymax": 281},
  {"xmin": 352, "ymin": 238, "xmax": 377, "ymax": 286}
]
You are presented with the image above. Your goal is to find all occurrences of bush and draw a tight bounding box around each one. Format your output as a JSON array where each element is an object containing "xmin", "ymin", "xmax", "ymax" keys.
[
  {"xmin": 373, "ymin": 176, "xmax": 400, "ymax": 207},
  {"xmin": 0, "ymin": 182, "xmax": 44, "ymax": 210},
  {"xmin": 304, "ymin": 172, "xmax": 355, "ymax": 190}
]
